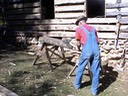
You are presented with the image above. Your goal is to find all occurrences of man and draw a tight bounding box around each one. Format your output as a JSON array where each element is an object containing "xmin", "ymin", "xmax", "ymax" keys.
[{"xmin": 73, "ymin": 15, "xmax": 101, "ymax": 96}]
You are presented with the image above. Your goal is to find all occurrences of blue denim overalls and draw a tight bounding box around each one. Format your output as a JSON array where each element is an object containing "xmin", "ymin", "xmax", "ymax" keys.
[{"xmin": 74, "ymin": 26, "xmax": 100, "ymax": 95}]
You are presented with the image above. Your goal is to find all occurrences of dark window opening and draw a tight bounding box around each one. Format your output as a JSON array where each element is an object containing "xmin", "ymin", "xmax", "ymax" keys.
[
  {"xmin": 86, "ymin": 0, "xmax": 105, "ymax": 18},
  {"xmin": 41, "ymin": 0, "xmax": 55, "ymax": 19}
]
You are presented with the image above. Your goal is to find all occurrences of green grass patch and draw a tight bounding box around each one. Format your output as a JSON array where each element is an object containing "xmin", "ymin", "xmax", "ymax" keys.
[{"xmin": 0, "ymin": 49, "xmax": 128, "ymax": 96}]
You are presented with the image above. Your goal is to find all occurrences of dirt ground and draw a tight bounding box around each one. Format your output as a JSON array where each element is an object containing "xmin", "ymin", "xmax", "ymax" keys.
[{"xmin": 0, "ymin": 46, "xmax": 128, "ymax": 96}]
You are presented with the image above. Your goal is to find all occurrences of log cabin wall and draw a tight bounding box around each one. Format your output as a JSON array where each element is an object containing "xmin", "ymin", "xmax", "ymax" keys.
[{"xmin": 1, "ymin": 0, "xmax": 128, "ymax": 69}]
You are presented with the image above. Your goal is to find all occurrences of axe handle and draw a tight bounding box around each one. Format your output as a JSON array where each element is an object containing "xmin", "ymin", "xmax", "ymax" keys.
[{"xmin": 68, "ymin": 64, "xmax": 78, "ymax": 78}]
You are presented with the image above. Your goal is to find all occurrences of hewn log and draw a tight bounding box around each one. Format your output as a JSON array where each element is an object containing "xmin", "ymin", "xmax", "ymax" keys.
[
  {"xmin": 87, "ymin": 18, "xmax": 117, "ymax": 24},
  {"xmin": 13, "ymin": 30, "xmax": 127, "ymax": 39},
  {"xmin": 97, "ymin": 33, "xmax": 116, "ymax": 38},
  {"xmin": 119, "ymin": 18, "xmax": 128, "ymax": 24},
  {"xmin": 55, "ymin": 12, "xmax": 85, "ymax": 19},
  {"xmin": 6, "ymin": 2, "xmax": 40, "ymax": 9},
  {"xmin": 120, "ymin": 25, "xmax": 128, "ymax": 30},
  {"xmin": 39, "ymin": 36, "xmax": 72, "ymax": 48},
  {"xmin": 13, "ymin": 31, "xmax": 75, "ymax": 37},
  {"xmin": 55, "ymin": 5, "xmax": 84, "ymax": 12},
  {"xmin": 7, "ymin": 18, "xmax": 118, "ymax": 26},
  {"xmin": 0, "ymin": 85, "xmax": 18, "ymax": 96},
  {"xmin": 119, "ymin": 33, "xmax": 128, "ymax": 38},
  {"xmin": 106, "ymin": 3, "xmax": 128, "ymax": 9},
  {"xmin": 6, "ymin": 14, "xmax": 41, "ymax": 20},
  {"xmin": 55, "ymin": 0, "xmax": 85, "ymax": 5},
  {"xmin": 5, "ymin": 8, "xmax": 40, "ymax": 15},
  {"xmin": 106, "ymin": 12, "xmax": 128, "ymax": 16},
  {"xmin": 7, "ymin": 24, "xmax": 117, "ymax": 32}
]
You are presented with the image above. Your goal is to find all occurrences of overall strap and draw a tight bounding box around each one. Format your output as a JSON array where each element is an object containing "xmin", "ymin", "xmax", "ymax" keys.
[{"xmin": 80, "ymin": 26, "xmax": 94, "ymax": 35}]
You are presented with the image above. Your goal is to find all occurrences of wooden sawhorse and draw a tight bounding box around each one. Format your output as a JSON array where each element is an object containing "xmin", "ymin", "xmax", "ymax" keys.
[{"xmin": 32, "ymin": 36, "xmax": 72, "ymax": 71}]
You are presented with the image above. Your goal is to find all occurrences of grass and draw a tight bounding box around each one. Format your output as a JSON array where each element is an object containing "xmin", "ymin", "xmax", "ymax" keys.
[{"xmin": 0, "ymin": 46, "xmax": 128, "ymax": 96}]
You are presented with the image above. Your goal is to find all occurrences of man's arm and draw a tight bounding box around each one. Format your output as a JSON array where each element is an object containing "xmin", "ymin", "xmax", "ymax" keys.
[{"xmin": 76, "ymin": 40, "xmax": 81, "ymax": 51}]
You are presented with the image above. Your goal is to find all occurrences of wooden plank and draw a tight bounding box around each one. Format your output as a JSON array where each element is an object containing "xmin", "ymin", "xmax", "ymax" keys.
[
  {"xmin": 6, "ymin": 2, "xmax": 40, "ymax": 9},
  {"xmin": 7, "ymin": 19, "xmax": 76, "ymax": 25},
  {"xmin": 106, "ymin": 12, "xmax": 128, "ymax": 16},
  {"xmin": 45, "ymin": 31, "xmax": 75, "ymax": 37},
  {"xmin": 119, "ymin": 33, "xmax": 128, "ymax": 38},
  {"xmin": 55, "ymin": 12, "xmax": 86, "ymax": 19},
  {"xmin": 105, "ymin": 12, "xmax": 128, "ymax": 16},
  {"xmin": 120, "ymin": 18, "xmax": 128, "ymax": 24},
  {"xmin": 39, "ymin": 36, "xmax": 71, "ymax": 48},
  {"xmin": 106, "ymin": 9, "xmax": 119, "ymax": 13},
  {"xmin": 120, "ymin": 25, "xmax": 128, "ymax": 30},
  {"xmin": 6, "ymin": 14, "xmax": 41, "ymax": 20},
  {"xmin": 5, "ymin": 8, "xmax": 40, "ymax": 15},
  {"xmin": 105, "ymin": 0, "xmax": 117, "ymax": 4},
  {"xmin": 120, "ymin": 29, "xmax": 128, "ymax": 32},
  {"xmin": 55, "ymin": 0, "xmax": 85, "ymax": 5},
  {"xmin": 12, "ymin": 30, "xmax": 128, "ymax": 39},
  {"xmin": 55, "ymin": 5, "xmax": 84, "ymax": 12},
  {"xmin": 7, "ymin": 18, "xmax": 117, "ymax": 26},
  {"xmin": 13, "ymin": 31, "xmax": 75, "ymax": 37},
  {"xmin": 87, "ymin": 18, "xmax": 117, "ymax": 24},
  {"xmin": 7, "ymin": 24, "xmax": 117, "ymax": 31},
  {"xmin": 98, "ymin": 32, "xmax": 128, "ymax": 39},
  {"xmin": 97, "ymin": 33, "xmax": 116, "ymax": 38},
  {"xmin": 0, "ymin": 85, "xmax": 18, "ymax": 96},
  {"xmin": 106, "ymin": 3, "xmax": 128, "ymax": 9},
  {"xmin": 91, "ymin": 25, "xmax": 117, "ymax": 31}
]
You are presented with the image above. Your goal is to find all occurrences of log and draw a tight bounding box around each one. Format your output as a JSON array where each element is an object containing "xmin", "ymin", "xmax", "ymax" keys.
[
  {"xmin": 39, "ymin": 36, "xmax": 72, "ymax": 49},
  {"xmin": 106, "ymin": 3, "xmax": 128, "ymax": 9},
  {"xmin": 7, "ymin": 18, "xmax": 118, "ymax": 26},
  {"xmin": 5, "ymin": 8, "xmax": 40, "ymax": 15},
  {"xmin": 119, "ymin": 18, "xmax": 128, "ymax": 24},
  {"xmin": 6, "ymin": 14, "xmax": 41, "ymax": 20},
  {"xmin": 12, "ymin": 30, "xmax": 128, "ymax": 39},
  {"xmin": 106, "ymin": 12, "xmax": 128, "ymax": 16},
  {"xmin": 55, "ymin": 5, "xmax": 84, "ymax": 12},
  {"xmin": 12, "ymin": 31, "xmax": 75, "ymax": 38},
  {"xmin": 97, "ymin": 33, "xmax": 116, "ymax": 38},
  {"xmin": 0, "ymin": 85, "xmax": 18, "ymax": 96},
  {"xmin": 119, "ymin": 33, "xmax": 128, "ymax": 38},
  {"xmin": 6, "ymin": 2, "xmax": 40, "ymax": 9},
  {"xmin": 55, "ymin": 0, "xmax": 85, "ymax": 5},
  {"xmin": 55, "ymin": 12, "xmax": 85, "ymax": 19},
  {"xmin": 7, "ymin": 24, "xmax": 117, "ymax": 31}
]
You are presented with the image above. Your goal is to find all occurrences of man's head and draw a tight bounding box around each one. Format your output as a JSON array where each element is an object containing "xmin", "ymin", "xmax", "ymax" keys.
[{"xmin": 75, "ymin": 15, "xmax": 87, "ymax": 26}]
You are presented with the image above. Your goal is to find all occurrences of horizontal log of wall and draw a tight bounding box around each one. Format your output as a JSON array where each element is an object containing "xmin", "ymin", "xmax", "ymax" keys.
[
  {"xmin": 13, "ymin": 31, "xmax": 75, "ymax": 37},
  {"xmin": 118, "ymin": 33, "xmax": 128, "ymax": 38},
  {"xmin": 55, "ymin": 5, "xmax": 84, "ymax": 12},
  {"xmin": 5, "ymin": 8, "xmax": 40, "ymax": 15},
  {"xmin": 7, "ymin": 18, "xmax": 118, "ymax": 25},
  {"xmin": 55, "ymin": 0, "xmax": 85, "ymax": 5},
  {"xmin": 5, "ymin": 2, "xmax": 40, "ymax": 9},
  {"xmin": 120, "ymin": 25, "xmax": 128, "ymax": 30},
  {"xmin": 106, "ymin": 3, "xmax": 128, "ymax": 9},
  {"xmin": 55, "ymin": 12, "xmax": 86, "ymax": 19},
  {"xmin": 120, "ymin": 18, "xmax": 128, "ymax": 24},
  {"xmin": 106, "ymin": 12, "xmax": 128, "ymax": 17},
  {"xmin": 6, "ymin": 14, "xmax": 41, "ymax": 20},
  {"xmin": 7, "ymin": 24, "xmax": 117, "ymax": 32},
  {"xmin": 13, "ymin": 30, "xmax": 127, "ymax": 39},
  {"xmin": 120, "ymin": 29, "xmax": 128, "ymax": 32}
]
